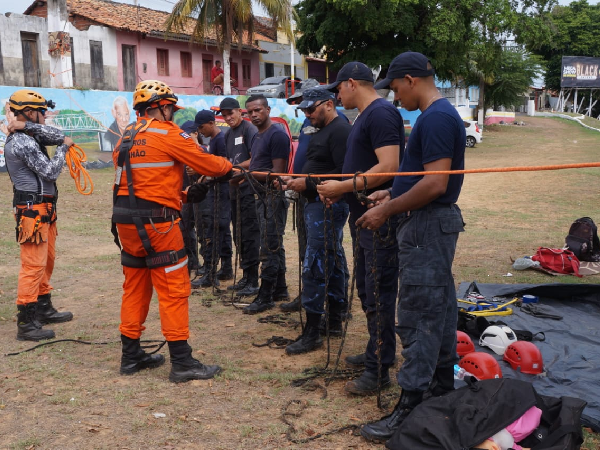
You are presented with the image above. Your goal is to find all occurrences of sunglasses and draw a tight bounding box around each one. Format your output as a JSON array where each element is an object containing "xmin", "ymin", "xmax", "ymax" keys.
[{"xmin": 302, "ymin": 100, "xmax": 328, "ymax": 114}]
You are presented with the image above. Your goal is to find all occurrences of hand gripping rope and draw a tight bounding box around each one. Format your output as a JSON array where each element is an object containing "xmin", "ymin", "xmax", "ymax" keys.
[{"xmin": 65, "ymin": 144, "xmax": 94, "ymax": 195}]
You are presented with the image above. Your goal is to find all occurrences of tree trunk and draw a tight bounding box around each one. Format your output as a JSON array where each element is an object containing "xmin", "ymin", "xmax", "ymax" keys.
[{"xmin": 223, "ymin": 45, "xmax": 231, "ymax": 96}]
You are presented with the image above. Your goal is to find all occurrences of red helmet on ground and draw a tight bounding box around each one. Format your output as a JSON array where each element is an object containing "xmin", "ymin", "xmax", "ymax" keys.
[
  {"xmin": 503, "ymin": 341, "xmax": 544, "ymax": 375},
  {"xmin": 459, "ymin": 352, "xmax": 503, "ymax": 380},
  {"xmin": 456, "ymin": 330, "xmax": 475, "ymax": 357}
]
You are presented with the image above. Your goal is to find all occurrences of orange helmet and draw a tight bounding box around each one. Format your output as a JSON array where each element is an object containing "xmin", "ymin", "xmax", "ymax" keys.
[
  {"xmin": 456, "ymin": 330, "xmax": 475, "ymax": 357},
  {"xmin": 9, "ymin": 89, "xmax": 54, "ymax": 111},
  {"xmin": 133, "ymin": 80, "xmax": 182, "ymax": 111},
  {"xmin": 459, "ymin": 352, "xmax": 503, "ymax": 380}
]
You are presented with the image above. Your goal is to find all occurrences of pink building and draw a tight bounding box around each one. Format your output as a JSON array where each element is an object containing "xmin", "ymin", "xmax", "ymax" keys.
[{"xmin": 26, "ymin": 0, "xmax": 268, "ymax": 94}]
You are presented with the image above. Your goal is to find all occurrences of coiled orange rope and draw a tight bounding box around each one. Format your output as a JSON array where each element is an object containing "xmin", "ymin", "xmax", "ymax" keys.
[{"xmin": 65, "ymin": 144, "xmax": 94, "ymax": 195}]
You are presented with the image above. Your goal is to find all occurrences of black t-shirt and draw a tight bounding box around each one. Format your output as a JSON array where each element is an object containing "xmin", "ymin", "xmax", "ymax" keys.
[
  {"xmin": 207, "ymin": 130, "xmax": 226, "ymax": 158},
  {"xmin": 248, "ymin": 124, "xmax": 290, "ymax": 172},
  {"xmin": 223, "ymin": 120, "xmax": 258, "ymax": 165},
  {"xmin": 342, "ymin": 97, "xmax": 404, "ymax": 215},
  {"xmin": 301, "ymin": 116, "xmax": 351, "ymax": 200}
]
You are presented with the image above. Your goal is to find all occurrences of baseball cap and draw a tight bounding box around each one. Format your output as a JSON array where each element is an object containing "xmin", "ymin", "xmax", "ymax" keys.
[
  {"xmin": 219, "ymin": 97, "xmax": 240, "ymax": 110},
  {"xmin": 194, "ymin": 110, "xmax": 216, "ymax": 126},
  {"xmin": 297, "ymin": 88, "xmax": 335, "ymax": 109},
  {"xmin": 374, "ymin": 52, "xmax": 435, "ymax": 89},
  {"xmin": 323, "ymin": 61, "xmax": 374, "ymax": 91},
  {"xmin": 286, "ymin": 91, "xmax": 304, "ymax": 105},
  {"xmin": 180, "ymin": 120, "xmax": 198, "ymax": 134}
]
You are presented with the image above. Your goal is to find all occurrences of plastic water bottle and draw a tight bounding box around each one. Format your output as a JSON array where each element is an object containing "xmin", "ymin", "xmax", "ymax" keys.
[{"xmin": 454, "ymin": 364, "xmax": 477, "ymax": 380}]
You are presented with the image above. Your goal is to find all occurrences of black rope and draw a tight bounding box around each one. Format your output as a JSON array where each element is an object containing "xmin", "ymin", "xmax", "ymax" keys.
[
  {"xmin": 5, "ymin": 338, "xmax": 167, "ymax": 357},
  {"xmin": 257, "ymin": 313, "xmax": 301, "ymax": 328},
  {"xmin": 251, "ymin": 336, "xmax": 295, "ymax": 349}
]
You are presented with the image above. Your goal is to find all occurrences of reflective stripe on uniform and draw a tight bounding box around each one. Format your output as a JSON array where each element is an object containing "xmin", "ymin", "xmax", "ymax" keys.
[
  {"xmin": 146, "ymin": 128, "xmax": 168, "ymax": 135},
  {"xmin": 130, "ymin": 161, "xmax": 175, "ymax": 169},
  {"xmin": 164, "ymin": 257, "xmax": 188, "ymax": 273}
]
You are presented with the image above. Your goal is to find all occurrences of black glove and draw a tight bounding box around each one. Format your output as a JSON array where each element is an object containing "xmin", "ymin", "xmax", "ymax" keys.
[
  {"xmin": 186, "ymin": 183, "xmax": 209, "ymax": 203},
  {"xmin": 214, "ymin": 170, "xmax": 234, "ymax": 183}
]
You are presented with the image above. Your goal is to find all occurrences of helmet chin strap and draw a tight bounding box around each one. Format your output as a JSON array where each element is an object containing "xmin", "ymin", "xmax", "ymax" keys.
[{"xmin": 16, "ymin": 109, "xmax": 40, "ymax": 124}]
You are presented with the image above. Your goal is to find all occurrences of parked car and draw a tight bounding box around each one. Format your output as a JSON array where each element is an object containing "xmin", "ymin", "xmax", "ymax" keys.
[
  {"xmin": 245, "ymin": 76, "xmax": 302, "ymax": 98},
  {"xmin": 464, "ymin": 120, "xmax": 482, "ymax": 147}
]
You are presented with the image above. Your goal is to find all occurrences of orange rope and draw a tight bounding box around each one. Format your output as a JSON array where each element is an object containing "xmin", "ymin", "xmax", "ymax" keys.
[
  {"xmin": 252, "ymin": 162, "xmax": 600, "ymax": 178},
  {"xmin": 65, "ymin": 144, "xmax": 94, "ymax": 195}
]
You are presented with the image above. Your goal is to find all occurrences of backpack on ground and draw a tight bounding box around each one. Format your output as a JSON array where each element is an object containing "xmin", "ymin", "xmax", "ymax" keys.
[
  {"xmin": 386, "ymin": 378, "xmax": 586, "ymax": 450},
  {"xmin": 565, "ymin": 217, "xmax": 600, "ymax": 262},
  {"xmin": 531, "ymin": 247, "xmax": 582, "ymax": 277}
]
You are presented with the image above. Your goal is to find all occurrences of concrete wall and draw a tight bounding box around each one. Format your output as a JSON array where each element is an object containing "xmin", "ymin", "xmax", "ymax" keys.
[
  {"xmin": 0, "ymin": 13, "xmax": 117, "ymax": 90},
  {"xmin": 0, "ymin": 14, "xmax": 51, "ymax": 88},
  {"xmin": 116, "ymin": 32, "xmax": 261, "ymax": 94},
  {"xmin": 257, "ymin": 40, "xmax": 305, "ymax": 81},
  {"xmin": 70, "ymin": 25, "xmax": 118, "ymax": 90}
]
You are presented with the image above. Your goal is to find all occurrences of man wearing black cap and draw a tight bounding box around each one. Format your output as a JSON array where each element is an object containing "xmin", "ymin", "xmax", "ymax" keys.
[
  {"xmin": 242, "ymin": 95, "xmax": 290, "ymax": 314},
  {"xmin": 219, "ymin": 97, "xmax": 261, "ymax": 296},
  {"xmin": 282, "ymin": 87, "xmax": 351, "ymax": 354},
  {"xmin": 191, "ymin": 110, "xmax": 233, "ymax": 288},
  {"xmin": 317, "ymin": 62, "xmax": 404, "ymax": 396},
  {"xmin": 356, "ymin": 51, "xmax": 466, "ymax": 443}
]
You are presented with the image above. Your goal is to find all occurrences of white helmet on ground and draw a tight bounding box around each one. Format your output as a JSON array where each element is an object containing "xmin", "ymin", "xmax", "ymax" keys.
[{"xmin": 479, "ymin": 325, "xmax": 517, "ymax": 355}]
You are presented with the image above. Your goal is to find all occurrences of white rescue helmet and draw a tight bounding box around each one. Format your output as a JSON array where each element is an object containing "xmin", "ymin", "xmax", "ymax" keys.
[{"xmin": 479, "ymin": 325, "xmax": 517, "ymax": 355}]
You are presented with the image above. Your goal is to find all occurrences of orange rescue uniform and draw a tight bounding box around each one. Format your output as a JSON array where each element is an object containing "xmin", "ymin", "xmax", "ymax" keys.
[{"xmin": 113, "ymin": 118, "xmax": 232, "ymax": 341}]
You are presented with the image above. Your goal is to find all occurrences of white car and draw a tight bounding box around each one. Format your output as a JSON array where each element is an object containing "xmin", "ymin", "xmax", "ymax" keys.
[
  {"xmin": 464, "ymin": 120, "xmax": 482, "ymax": 148},
  {"xmin": 246, "ymin": 76, "xmax": 302, "ymax": 98}
]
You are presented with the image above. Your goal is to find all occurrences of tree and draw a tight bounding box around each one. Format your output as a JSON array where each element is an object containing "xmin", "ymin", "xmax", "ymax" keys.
[
  {"xmin": 469, "ymin": 49, "xmax": 543, "ymax": 110},
  {"xmin": 166, "ymin": 0, "xmax": 293, "ymax": 95}
]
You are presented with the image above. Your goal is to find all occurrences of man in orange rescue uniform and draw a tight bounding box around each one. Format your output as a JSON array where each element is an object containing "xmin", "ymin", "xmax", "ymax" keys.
[{"xmin": 112, "ymin": 80, "xmax": 233, "ymax": 383}]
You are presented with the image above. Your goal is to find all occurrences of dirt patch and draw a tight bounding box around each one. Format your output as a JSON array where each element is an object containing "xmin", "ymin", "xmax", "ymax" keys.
[{"xmin": 1, "ymin": 114, "xmax": 599, "ymax": 448}]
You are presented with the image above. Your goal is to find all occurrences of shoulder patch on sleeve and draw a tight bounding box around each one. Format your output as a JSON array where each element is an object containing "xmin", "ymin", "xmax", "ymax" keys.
[{"xmin": 180, "ymin": 131, "xmax": 191, "ymax": 139}]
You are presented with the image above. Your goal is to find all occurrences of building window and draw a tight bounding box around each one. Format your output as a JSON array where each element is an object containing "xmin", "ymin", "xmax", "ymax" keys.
[
  {"xmin": 90, "ymin": 40, "xmax": 104, "ymax": 80},
  {"xmin": 284, "ymin": 64, "xmax": 291, "ymax": 77},
  {"xmin": 157, "ymin": 49, "xmax": 169, "ymax": 76},
  {"xmin": 265, "ymin": 62, "xmax": 274, "ymax": 78},
  {"xmin": 242, "ymin": 59, "xmax": 251, "ymax": 87},
  {"xmin": 181, "ymin": 51, "xmax": 192, "ymax": 78},
  {"xmin": 69, "ymin": 37, "xmax": 76, "ymax": 85}
]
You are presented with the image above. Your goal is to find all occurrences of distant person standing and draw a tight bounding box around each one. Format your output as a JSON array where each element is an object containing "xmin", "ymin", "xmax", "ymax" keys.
[
  {"xmin": 211, "ymin": 60, "xmax": 224, "ymax": 87},
  {"xmin": 104, "ymin": 96, "xmax": 131, "ymax": 150}
]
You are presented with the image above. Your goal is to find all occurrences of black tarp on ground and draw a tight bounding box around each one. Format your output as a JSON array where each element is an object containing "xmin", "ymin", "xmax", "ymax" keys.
[{"xmin": 456, "ymin": 282, "xmax": 600, "ymax": 431}]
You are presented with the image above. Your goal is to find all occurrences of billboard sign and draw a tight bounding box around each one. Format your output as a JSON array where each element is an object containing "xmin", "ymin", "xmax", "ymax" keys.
[{"xmin": 561, "ymin": 56, "xmax": 600, "ymax": 88}]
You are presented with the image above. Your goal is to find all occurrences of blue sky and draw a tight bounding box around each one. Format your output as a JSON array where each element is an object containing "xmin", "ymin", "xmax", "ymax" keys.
[{"xmin": 0, "ymin": 0, "xmax": 593, "ymax": 15}]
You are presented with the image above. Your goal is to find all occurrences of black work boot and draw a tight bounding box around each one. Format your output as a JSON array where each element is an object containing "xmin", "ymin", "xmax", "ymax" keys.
[
  {"xmin": 344, "ymin": 370, "xmax": 391, "ymax": 396},
  {"xmin": 345, "ymin": 352, "xmax": 366, "ymax": 368},
  {"xmin": 168, "ymin": 340, "xmax": 222, "ymax": 383},
  {"xmin": 285, "ymin": 313, "xmax": 323, "ymax": 355},
  {"xmin": 424, "ymin": 365, "xmax": 455, "ymax": 399},
  {"xmin": 120, "ymin": 334, "xmax": 165, "ymax": 375},
  {"xmin": 16, "ymin": 303, "xmax": 55, "ymax": 341},
  {"xmin": 236, "ymin": 265, "xmax": 259, "ymax": 297},
  {"xmin": 191, "ymin": 272, "xmax": 220, "ymax": 288},
  {"xmin": 272, "ymin": 271, "xmax": 289, "ymax": 301},
  {"xmin": 227, "ymin": 271, "xmax": 248, "ymax": 291},
  {"xmin": 35, "ymin": 293, "xmax": 73, "ymax": 324},
  {"xmin": 319, "ymin": 300, "xmax": 346, "ymax": 337},
  {"xmin": 280, "ymin": 295, "xmax": 301, "ymax": 312},
  {"xmin": 360, "ymin": 389, "xmax": 424, "ymax": 443},
  {"xmin": 242, "ymin": 280, "xmax": 275, "ymax": 315},
  {"xmin": 216, "ymin": 259, "xmax": 233, "ymax": 280}
]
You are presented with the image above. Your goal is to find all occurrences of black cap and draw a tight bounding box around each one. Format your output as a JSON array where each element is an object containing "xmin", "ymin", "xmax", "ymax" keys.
[
  {"xmin": 297, "ymin": 88, "xmax": 335, "ymax": 109},
  {"xmin": 322, "ymin": 61, "xmax": 374, "ymax": 91},
  {"xmin": 286, "ymin": 91, "xmax": 304, "ymax": 105},
  {"xmin": 180, "ymin": 120, "xmax": 198, "ymax": 134},
  {"xmin": 374, "ymin": 52, "xmax": 435, "ymax": 89},
  {"xmin": 219, "ymin": 97, "xmax": 240, "ymax": 110},
  {"xmin": 194, "ymin": 110, "xmax": 216, "ymax": 126}
]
